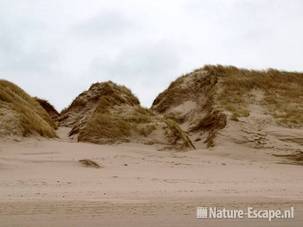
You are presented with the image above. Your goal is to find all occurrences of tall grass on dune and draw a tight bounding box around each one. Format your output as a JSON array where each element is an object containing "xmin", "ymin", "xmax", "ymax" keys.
[
  {"xmin": 203, "ymin": 65, "xmax": 303, "ymax": 127},
  {"xmin": 0, "ymin": 80, "xmax": 57, "ymax": 137}
]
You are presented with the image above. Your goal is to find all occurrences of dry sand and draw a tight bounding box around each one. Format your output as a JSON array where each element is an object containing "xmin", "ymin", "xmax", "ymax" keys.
[{"xmin": 0, "ymin": 127, "xmax": 303, "ymax": 227}]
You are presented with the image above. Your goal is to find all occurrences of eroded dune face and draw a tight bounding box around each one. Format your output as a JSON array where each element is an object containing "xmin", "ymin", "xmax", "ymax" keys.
[
  {"xmin": 59, "ymin": 81, "xmax": 194, "ymax": 149},
  {"xmin": 152, "ymin": 69, "xmax": 227, "ymax": 148},
  {"xmin": 152, "ymin": 65, "xmax": 303, "ymax": 151},
  {"xmin": 0, "ymin": 80, "xmax": 57, "ymax": 138}
]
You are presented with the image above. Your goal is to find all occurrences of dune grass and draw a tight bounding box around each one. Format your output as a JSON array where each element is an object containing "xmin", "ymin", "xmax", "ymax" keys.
[
  {"xmin": 34, "ymin": 97, "xmax": 59, "ymax": 123},
  {"xmin": 78, "ymin": 96, "xmax": 156, "ymax": 143},
  {"xmin": 79, "ymin": 159, "xmax": 101, "ymax": 168},
  {"xmin": 152, "ymin": 75, "xmax": 189, "ymax": 113},
  {"xmin": 204, "ymin": 65, "xmax": 303, "ymax": 127},
  {"xmin": 62, "ymin": 81, "xmax": 140, "ymax": 116},
  {"xmin": 78, "ymin": 112, "xmax": 132, "ymax": 143},
  {"xmin": 78, "ymin": 89, "xmax": 196, "ymax": 147},
  {"xmin": 165, "ymin": 119, "xmax": 196, "ymax": 149},
  {"xmin": 0, "ymin": 80, "xmax": 56, "ymax": 137},
  {"xmin": 190, "ymin": 109, "xmax": 227, "ymax": 147}
]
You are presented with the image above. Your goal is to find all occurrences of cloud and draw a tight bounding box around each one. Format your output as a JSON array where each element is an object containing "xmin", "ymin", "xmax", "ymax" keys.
[
  {"xmin": 87, "ymin": 40, "xmax": 181, "ymax": 106},
  {"xmin": 0, "ymin": 6, "xmax": 56, "ymax": 73},
  {"xmin": 73, "ymin": 10, "xmax": 137, "ymax": 38},
  {"xmin": 0, "ymin": 0, "xmax": 302, "ymax": 110}
]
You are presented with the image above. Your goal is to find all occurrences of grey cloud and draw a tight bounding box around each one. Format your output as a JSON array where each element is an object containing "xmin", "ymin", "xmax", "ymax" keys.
[
  {"xmin": 88, "ymin": 41, "xmax": 181, "ymax": 107},
  {"xmin": 0, "ymin": 4, "xmax": 58, "ymax": 74},
  {"xmin": 73, "ymin": 10, "xmax": 137, "ymax": 38},
  {"xmin": 91, "ymin": 42, "xmax": 179, "ymax": 77},
  {"xmin": 0, "ymin": 0, "xmax": 302, "ymax": 110}
]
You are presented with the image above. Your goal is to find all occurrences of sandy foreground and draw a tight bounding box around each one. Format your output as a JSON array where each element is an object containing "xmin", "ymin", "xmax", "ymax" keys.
[{"xmin": 0, "ymin": 128, "xmax": 302, "ymax": 227}]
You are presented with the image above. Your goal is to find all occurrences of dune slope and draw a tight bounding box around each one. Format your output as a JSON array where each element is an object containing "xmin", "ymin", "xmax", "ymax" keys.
[
  {"xmin": 0, "ymin": 80, "xmax": 57, "ymax": 138},
  {"xmin": 152, "ymin": 65, "xmax": 303, "ymax": 150},
  {"xmin": 60, "ymin": 81, "xmax": 194, "ymax": 149},
  {"xmin": 35, "ymin": 97, "xmax": 60, "ymax": 124}
]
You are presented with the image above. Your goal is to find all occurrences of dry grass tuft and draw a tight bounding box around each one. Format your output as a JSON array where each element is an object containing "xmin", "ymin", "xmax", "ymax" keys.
[
  {"xmin": 0, "ymin": 80, "xmax": 57, "ymax": 137},
  {"xmin": 78, "ymin": 111, "xmax": 132, "ymax": 143},
  {"xmin": 34, "ymin": 97, "xmax": 59, "ymax": 125},
  {"xmin": 79, "ymin": 159, "xmax": 101, "ymax": 168},
  {"xmin": 77, "ymin": 93, "xmax": 154, "ymax": 143},
  {"xmin": 78, "ymin": 104, "xmax": 157, "ymax": 144},
  {"xmin": 165, "ymin": 119, "xmax": 196, "ymax": 149},
  {"xmin": 190, "ymin": 110, "xmax": 227, "ymax": 147}
]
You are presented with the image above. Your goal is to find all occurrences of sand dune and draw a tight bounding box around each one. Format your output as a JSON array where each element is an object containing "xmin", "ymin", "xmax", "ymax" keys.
[
  {"xmin": 59, "ymin": 81, "xmax": 194, "ymax": 149},
  {"xmin": 0, "ymin": 65, "xmax": 302, "ymax": 226},
  {"xmin": 0, "ymin": 80, "xmax": 57, "ymax": 138}
]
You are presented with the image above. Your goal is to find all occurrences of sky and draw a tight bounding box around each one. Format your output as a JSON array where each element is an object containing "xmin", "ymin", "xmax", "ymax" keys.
[{"xmin": 0, "ymin": 0, "xmax": 302, "ymax": 110}]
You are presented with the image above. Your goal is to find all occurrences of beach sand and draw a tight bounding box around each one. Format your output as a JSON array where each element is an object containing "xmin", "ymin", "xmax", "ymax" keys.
[{"xmin": 0, "ymin": 128, "xmax": 302, "ymax": 226}]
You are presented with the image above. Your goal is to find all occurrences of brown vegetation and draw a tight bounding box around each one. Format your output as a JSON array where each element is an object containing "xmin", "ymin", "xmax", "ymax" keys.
[
  {"xmin": 0, "ymin": 80, "xmax": 57, "ymax": 138},
  {"xmin": 79, "ymin": 159, "xmax": 101, "ymax": 168},
  {"xmin": 204, "ymin": 65, "xmax": 303, "ymax": 127},
  {"xmin": 190, "ymin": 110, "xmax": 227, "ymax": 147},
  {"xmin": 2, "ymin": 65, "xmax": 301, "ymax": 150},
  {"xmin": 60, "ymin": 81, "xmax": 140, "ymax": 128},
  {"xmin": 35, "ymin": 97, "xmax": 59, "ymax": 125},
  {"xmin": 164, "ymin": 119, "xmax": 196, "ymax": 149},
  {"xmin": 152, "ymin": 69, "xmax": 225, "ymax": 147},
  {"xmin": 61, "ymin": 81, "xmax": 193, "ymax": 149},
  {"xmin": 152, "ymin": 65, "xmax": 303, "ymax": 148}
]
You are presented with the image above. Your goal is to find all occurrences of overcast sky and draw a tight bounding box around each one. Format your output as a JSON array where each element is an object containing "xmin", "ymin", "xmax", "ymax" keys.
[{"xmin": 0, "ymin": 0, "xmax": 302, "ymax": 110}]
